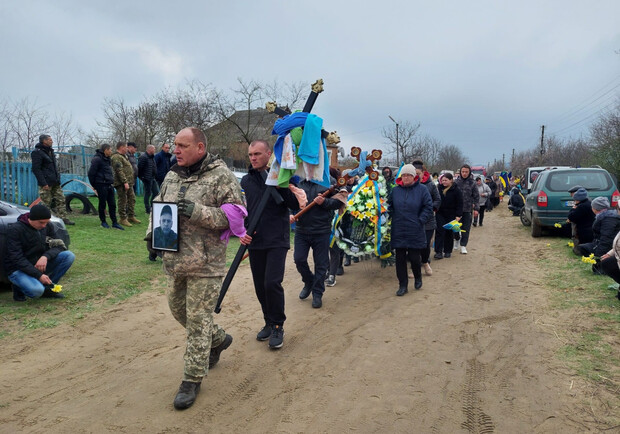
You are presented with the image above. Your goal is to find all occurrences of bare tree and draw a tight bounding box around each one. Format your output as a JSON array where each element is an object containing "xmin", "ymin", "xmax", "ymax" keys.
[
  {"xmin": 49, "ymin": 112, "xmax": 79, "ymax": 152},
  {"xmin": 381, "ymin": 119, "xmax": 421, "ymax": 165},
  {"xmin": 97, "ymin": 97, "xmax": 134, "ymax": 143},
  {"xmin": 436, "ymin": 144, "xmax": 467, "ymax": 171},
  {"xmin": 590, "ymin": 99, "xmax": 620, "ymax": 178},
  {"xmin": 9, "ymin": 97, "xmax": 50, "ymax": 150}
]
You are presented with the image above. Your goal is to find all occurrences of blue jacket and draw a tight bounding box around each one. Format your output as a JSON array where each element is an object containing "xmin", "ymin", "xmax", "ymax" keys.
[{"xmin": 389, "ymin": 181, "xmax": 433, "ymax": 249}]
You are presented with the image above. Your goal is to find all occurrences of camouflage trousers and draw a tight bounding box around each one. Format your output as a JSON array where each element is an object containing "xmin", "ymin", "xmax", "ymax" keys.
[
  {"xmin": 167, "ymin": 275, "xmax": 226, "ymax": 381},
  {"xmin": 38, "ymin": 185, "xmax": 67, "ymax": 219},
  {"xmin": 115, "ymin": 185, "xmax": 135, "ymax": 219}
]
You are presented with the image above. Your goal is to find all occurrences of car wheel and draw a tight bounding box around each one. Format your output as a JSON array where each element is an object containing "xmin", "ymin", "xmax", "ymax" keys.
[
  {"xmin": 520, "ymin": 208, "xmax": 531, "ymax": 226},
  {"xmin": 531, "ymin": 219, "xmax": 542, "ymax": 237}
]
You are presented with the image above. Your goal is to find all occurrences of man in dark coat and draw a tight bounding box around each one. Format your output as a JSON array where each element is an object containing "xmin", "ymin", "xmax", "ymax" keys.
[
  {"xmin": 388, "ymin": 164, "xmax": 433, "ymax": 296},
  {"xmin": 239, "ymin": 140, "xmax": 300, "ymax": 350},
  {"xmin": 30, "ymin": 134, "xmax": 74, "ymax": 225},
  {"xmin": 294, "ymin": 179, "xmax": 346, "ymax": 308},
  {"xmin": 127, "ymin": 142, "xmax": 139, "ymax": 193},
  {"xmin": 577, "ymin": 197, "xmax": 620, "ymax": 257},
  {"xmin": 88, "ymin": 143, "xmax": 123, "ymax": 230},
  {"xmin": 454, "ymin": 164, "xmax": 479, "ymax": 254},
  {"xmin": 507, "ymin": 187, "xmax": 525, "ymax": 216},
  {"xmin": 154, "ymin": 143, "xmax": 173, "ymax": 186},
  {"xmin": 567, "ymin": 188, "xmax": 595, "ymax": 250},
  {"xmin": 4, "ymin": 204, "xmax": 75, "ymax": 301},
  {"xmin": 138, "ymin": 144, "xmax": 159, "ymax": 214}
]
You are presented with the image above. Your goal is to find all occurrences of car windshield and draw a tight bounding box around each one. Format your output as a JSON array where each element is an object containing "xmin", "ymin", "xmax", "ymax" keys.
[{"xmin": 546, "ymin": 170, "xmax": 612, "ymax": 192}]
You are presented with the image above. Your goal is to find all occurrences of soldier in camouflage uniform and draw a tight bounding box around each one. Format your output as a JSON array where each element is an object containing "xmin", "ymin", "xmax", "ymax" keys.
[
  {"xmin": 147, "ymin": 127, "xmax": 244, "ymax": 410},
  {"xmin": 30, "ymin": 135, "xmax": 74, "ymax": 225},
  {"xmin": 111, "ymin": 141, "xmax": 141, "ymax": 227}
]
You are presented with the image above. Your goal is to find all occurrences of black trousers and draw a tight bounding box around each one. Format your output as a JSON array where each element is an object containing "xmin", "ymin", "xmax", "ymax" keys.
[
  {"xmin": 328, "ymin": 243, "xmax": 343, "ymax": 276},
  {"xmin": 420, "ymin": 229, "xmax": 434, "ymax": 264},
  {"xmin": 459, "ymin": 212, "xmax": 473, "ymax": 246},
  {"xmin": 435, "ymin": 214, "xmax": 454, "ymax": 254},
  {"xmin": 474, "ymin": 205, "xmax": 486, "ymax": 224},
  {"xmin": 249, "ymin": 248, "xmax": 288, "ymax": 326},
  {"xmin": 95, "ymin": 184, "xmax": 117, "ymax": 224},
  {"xmin": 294, "ymin": 232, "xmax": 330, "ymax": 297},
  {"xmin": 601, "ymin": 257, "xmax": 620, "ymax": 284},
  {"xmin": 396, "ymin": 248, "xmax": 421, "ymax": 289}
]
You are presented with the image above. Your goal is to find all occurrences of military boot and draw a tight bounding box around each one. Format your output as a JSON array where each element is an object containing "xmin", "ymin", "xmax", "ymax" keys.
[
  {"xmin": 128, "ymin": 216, "xmax": 142, "ymax": 224},
  {"xmin": 173, "ymin": 381, "xmax": 201, "ymax": 410},
  {"xmin": 119, "ymin": 219, "xmax": 132, "ymax": 227}
]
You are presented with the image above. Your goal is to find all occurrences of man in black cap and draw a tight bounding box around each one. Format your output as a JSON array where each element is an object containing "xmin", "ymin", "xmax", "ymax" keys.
[
  {"xmin": 31, "ymin": 134, "xmax": 75, "ymax": 225},
  {"xmin": 4, "ymin": 204, "xmax": 75, "ymax": 301}
]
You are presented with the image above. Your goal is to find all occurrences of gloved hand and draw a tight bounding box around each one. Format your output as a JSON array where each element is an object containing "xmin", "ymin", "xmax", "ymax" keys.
[{"xmin": 178, "ymin": 199, "xmax": 195, "ymax": 218}]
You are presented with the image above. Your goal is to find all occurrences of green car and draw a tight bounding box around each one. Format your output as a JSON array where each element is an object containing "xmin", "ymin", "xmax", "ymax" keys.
[{"xmin": 523, "ymin": 167, "xmax": 619, "ymax": 237}]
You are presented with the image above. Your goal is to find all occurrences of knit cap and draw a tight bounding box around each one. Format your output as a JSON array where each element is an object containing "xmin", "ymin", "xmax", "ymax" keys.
[
  {"xmin": 399, "ymin": 164, "xmax": 416, "ymax": 176},
  {"xmin": 29, "ymin": 204, "xmax": 52, "ymax": 220},
  {"xmin": 573, "ymin": 188, "xmax": 588, "ymax": 202},
  {"xmin": 591, "ymin": 196, "xmax": 610, "ymax": 211}
]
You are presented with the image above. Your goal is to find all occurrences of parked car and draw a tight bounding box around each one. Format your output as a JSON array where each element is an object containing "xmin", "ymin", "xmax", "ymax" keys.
[
  {"xmin": 0, "ymin": 200, "xmax": 71, "ymax": 283},
  {"xmin": 523, "ymin": 167, "xmax": 620, "ymax": 237},
  {"xmin": 523, "ymin": 166, "xmax": 570, "ymax": 193}
]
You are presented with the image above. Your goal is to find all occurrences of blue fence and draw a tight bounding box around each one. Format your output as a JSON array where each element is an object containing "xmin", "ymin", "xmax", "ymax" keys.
[{"xmin": 0, "ymin": 146, "xmax": 144, "ymax": 205}]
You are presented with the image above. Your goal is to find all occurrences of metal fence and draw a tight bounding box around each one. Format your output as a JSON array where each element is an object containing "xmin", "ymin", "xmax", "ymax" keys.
[{"xmin": 0, "ymin": 146, "xmax": 144, "ymax": 205}]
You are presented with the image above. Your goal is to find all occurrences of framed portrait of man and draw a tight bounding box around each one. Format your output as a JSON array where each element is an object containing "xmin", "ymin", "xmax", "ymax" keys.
[{"xmin": 152, "ymin": 202, "xmax": 179, "ymax": 252}]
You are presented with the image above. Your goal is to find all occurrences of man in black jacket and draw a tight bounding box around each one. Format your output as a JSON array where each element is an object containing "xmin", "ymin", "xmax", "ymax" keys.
[
  {"xmin": 5, "ymin": 204, "xmax": 75, "ymax": 301},
  {"xmin": 239, "ymin": 140, "xmax": 300, "ymax": 350},
  {"xmin": 294, "ymin": 180, "xmax": 346, "ymax": 308},
  {"xmin": 88, "ymin": 144, "xmax": 123, "ymax": 230},
  {"xmin": 30, "ymin": 134, "xmax": 74, "ymax": 225},
  {"xmin": 138, "ymin": 144, "xmax": 159, "ymax": 214}
]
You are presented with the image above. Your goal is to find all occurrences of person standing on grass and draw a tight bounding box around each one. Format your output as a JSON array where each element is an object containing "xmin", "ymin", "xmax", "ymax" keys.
[
  {"xmin": 138, "ymin": 144, "xmax": 159, "ymax": 214},
  {"xmin": 4, "ymin": 204, "xmax": 75, "ymax": 302},
  {"xmin": 88, "ymin": 143, "xmax": 123, "ymax": 230},
  {"xmin": 388, "ymin": 164, "xmax": 433, "ymax": 296},
  {"xmin": 434, "ymin": 173, "xmax": 463, "ymax": 260},
  {"xmin": 111, "ymin": 141, "xmax": 141, "ymax": 227},
  {"xmin": 147, "ymin": 127, "xmax": 244, "ymax": 410},
  {"xmin": 30, "ymin": 134, "xmax": 74, "ymax": 225},
  {"xmin": 454, "ymin": 164, "xmax": 479, "ymax": 254},
  {"xmin": 155, "ymin": 142, "xmax": 173, "ymax": 186},
  {"xmin": 239, "ymin": 140, "xmax": 300, "ymax": 349},
  {"xmin": 126, "ymin": 142, "xmax": 139, "ymax": 194}
]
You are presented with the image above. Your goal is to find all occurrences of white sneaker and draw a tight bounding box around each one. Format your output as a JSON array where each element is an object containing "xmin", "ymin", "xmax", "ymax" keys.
[
  {"xmin": 423, "ymin": 263, "xmax": 433, "ymax": 276},
  {"xmin": 453, "ymin": 239, "xmax": 460, "ymax": 250},
  {"xmin": 460, "ymin": 246, "xmax": 468, "ymax": 254}
]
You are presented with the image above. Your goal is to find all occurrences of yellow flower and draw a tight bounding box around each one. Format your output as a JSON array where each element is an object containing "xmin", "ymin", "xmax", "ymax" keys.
[
  {"xmin": 51, "ymin": 284, "xmax": 62, "ymax": 293},
  {"xmin": 546, "ymin": 243, "xmax": 551, "ymax": 247},
  {"xmin": 365, "ymin": 201, "xmax": 374, "ymax": 210},
  {"xmin": 24, "ymin": 202, "xmax": 29, "ymax": 206},
  {"xmin": 554, "ymin": 223, "xmax": 562, "ymax": 228},
  {"xmin": 567, "ymin": 241, "xmax": 574, "ymax": 247},
  {"xmin": 347, "ymin": 200, "xmax": 355, "ymax": 206}
]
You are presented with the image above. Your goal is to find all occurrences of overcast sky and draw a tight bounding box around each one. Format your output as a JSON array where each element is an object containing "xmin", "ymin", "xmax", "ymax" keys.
[{"xmin": 2, "ymin": 0, "xmax": 619, "ymax": 166}]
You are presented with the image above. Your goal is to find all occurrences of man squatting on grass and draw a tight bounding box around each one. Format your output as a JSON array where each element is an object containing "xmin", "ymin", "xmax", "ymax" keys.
[
  {"xmin": 146, "ymin": 127, "xmax": 245, "ymax": 410},
  {"xmin": 5, "ymin": 204, "xmax": 75, "ymax": 301}
]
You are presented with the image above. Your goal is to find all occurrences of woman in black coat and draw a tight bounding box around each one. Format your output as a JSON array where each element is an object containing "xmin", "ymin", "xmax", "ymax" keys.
[
  {"xmin": 434, "ymin": 173, "xmax": 463, "ymax": 259},
  {"xmin": 88, "ymin": 144, "xmax": 122, "ymax": 230},
  {"xmin": 567, "ymin": 188, "xmax": 594, "ymax": 247},
  {"xmin": 388, "ymin": 164, "xmax": 433, "ymax": 296}
]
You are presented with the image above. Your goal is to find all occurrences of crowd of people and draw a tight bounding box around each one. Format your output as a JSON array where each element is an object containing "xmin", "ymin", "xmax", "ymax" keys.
[{"xmin": 6, "ymin": 128, "xmax": 619, "ymax": 412}]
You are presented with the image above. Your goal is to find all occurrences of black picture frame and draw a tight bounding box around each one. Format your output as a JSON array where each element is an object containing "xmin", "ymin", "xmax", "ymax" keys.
[{"xmin": 151, "ymin": 201, "xmax": 179, "ymax": 252}]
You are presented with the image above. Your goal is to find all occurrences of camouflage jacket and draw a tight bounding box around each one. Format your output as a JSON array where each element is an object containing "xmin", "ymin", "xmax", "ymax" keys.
[
  {"xmin": 148, "ymin": 154, "xmax": 244, "ymax": 277},
  {"xmin": 111, "ymin": 152, "xmax": 135, "ymax": 187}
]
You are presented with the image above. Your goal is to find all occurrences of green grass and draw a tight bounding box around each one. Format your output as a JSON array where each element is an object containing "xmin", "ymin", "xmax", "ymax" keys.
[
  {"xmin": 0, "ymin": 195, "xmax": 245, "ymax": 338},
  {"xmin": 542, "ymin": 236, "xmax": 619, "ymax": 392}
]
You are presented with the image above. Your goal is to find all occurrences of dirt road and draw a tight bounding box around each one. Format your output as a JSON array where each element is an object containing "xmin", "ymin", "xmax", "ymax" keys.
[{"xmin": 0, "ymin": 206, "xmax": 608, "ymax": 433}]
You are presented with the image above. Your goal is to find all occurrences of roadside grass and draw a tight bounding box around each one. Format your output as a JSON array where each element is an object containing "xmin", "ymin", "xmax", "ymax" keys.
[
  {"xmin": 541, "ymin": 236, "xmax": 619, "ymax": 392},
  {"xmin": 0, "ymin": 196, "xmax": 242, "ymax": 339}
]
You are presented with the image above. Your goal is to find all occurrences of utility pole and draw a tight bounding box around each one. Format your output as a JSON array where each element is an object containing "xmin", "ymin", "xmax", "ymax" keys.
[
  {"xmin": 502, "ymin": 153, "xmax": 505, "ymax": 170},
  {"xmin": 540, "ymin": 125, "xmax": 545, "ymax": 163},
  {"xmin": 388, "ymin": 115, "xmax": 399, "ymax": 166}
]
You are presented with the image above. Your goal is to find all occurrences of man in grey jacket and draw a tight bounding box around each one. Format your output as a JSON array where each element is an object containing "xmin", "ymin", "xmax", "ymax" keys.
[{"xmin": 454, "ymin": 164, "xmax": 479, "ymax": 254}]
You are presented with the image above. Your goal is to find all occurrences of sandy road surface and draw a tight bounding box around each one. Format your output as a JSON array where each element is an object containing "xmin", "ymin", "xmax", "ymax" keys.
[{"xmin": 0, "ymin": 206, "xmax": 608, "ymax": 433}]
